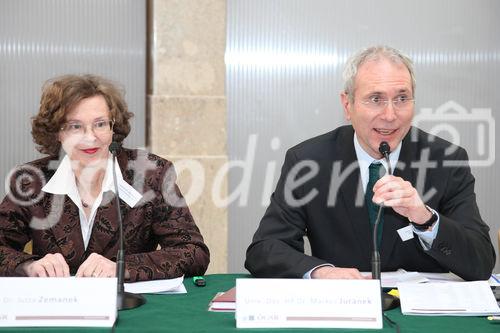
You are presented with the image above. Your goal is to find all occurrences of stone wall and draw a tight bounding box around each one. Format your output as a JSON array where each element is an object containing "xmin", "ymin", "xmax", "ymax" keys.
[{"xmin": 148, "ymin": 0, "xmax": 227, "ymax": 274}]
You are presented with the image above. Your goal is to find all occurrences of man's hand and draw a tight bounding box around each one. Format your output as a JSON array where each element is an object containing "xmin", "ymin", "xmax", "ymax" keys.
[
  {"xmin": 310, "ymin": 266, "xmax": 366, "ymax": 279},
  {"xmin": 76, "ymin": 253, "xmax": 116, "ymax": 278},
  {"xmin": 21, "ymin": 253, "xmax": 70, "ymax": 277},
  {"xmin": 372, "ymin": 175, "xmax": 432, "ymax": 225}
]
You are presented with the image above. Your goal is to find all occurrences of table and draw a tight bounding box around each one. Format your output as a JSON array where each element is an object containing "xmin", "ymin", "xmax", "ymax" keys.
[{"xmin": 1, "ymin": 274, "xmax": 498, "ymax": 332}]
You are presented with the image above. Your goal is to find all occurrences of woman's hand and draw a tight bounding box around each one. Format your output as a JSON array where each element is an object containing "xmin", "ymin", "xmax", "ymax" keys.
[
  {"xmin": 76, "ymin": 253, "xmax": 116, "ymax": 278},
  {"xmin": 22, "ymin": 253, "xmax": 70, "ymax": 277}
]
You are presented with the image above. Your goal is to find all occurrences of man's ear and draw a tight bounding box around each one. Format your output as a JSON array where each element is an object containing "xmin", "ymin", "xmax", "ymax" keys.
[{"xmin": 340, "ymin": 91, "xmax": 351, "ymax": 121}]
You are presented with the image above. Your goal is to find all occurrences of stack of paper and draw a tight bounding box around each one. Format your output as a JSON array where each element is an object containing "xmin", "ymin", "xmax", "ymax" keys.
[{"xmin": 398, "ymin": 281, "xmax": 500, "ymax": 316}]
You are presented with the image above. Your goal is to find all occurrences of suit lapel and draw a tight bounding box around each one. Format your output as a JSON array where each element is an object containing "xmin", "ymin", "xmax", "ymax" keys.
[
  {"xmin": 380, "ymin": 131, "xmax": 417, "ymax": 265},
  {"xmin": 336, "ymin": 128, "xmax": 372, "ymax": 261},
  {"xmin": 86, "ymin": 191, "xmax": 120, "ymax": 255},
  {"xmin": 337, "ymin": 128, "xmax": 420, "ymax": 267},
  {"xmin": 47, "ymin": 195, "xmax": 86, "ymax": 266}
]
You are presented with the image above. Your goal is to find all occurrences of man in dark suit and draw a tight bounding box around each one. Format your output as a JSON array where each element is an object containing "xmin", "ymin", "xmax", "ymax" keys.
[{"xmin": 245, "ymin": 46, "xmax": 495, "ymax": 281}]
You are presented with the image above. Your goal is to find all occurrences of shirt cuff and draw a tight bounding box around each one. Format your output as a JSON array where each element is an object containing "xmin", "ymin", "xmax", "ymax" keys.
[
  {"xmin": 303, "ymin": 263, "xmax": 335, "ymax": 279},
  {"xmin": 412, "ymin": 207, "xmax": 440, "ymax": 250}
]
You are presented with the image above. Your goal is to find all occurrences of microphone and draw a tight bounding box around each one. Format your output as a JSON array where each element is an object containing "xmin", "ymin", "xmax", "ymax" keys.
[
  {"xmin": 378, "ymin": 141, "xmax": 392, "ymax": 174},
  {"xmin": 109, "ymin": 141, "xmax": 122, "ymax": 155},
  {"xmin": 372, "ymin": 141, "xmax": 399, "ymax": 311},
  {"xmin": 109, "ymin": 142, "xmax": 146, "ymax": 310}
]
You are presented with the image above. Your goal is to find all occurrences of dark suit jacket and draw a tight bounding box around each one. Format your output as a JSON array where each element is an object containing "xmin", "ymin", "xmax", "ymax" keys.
[
  {"xmin": 0, "ymin": 148, "xmax": 210, "ymax": 281},
  {"xmin": 245, "ymin": 126, "xmax": 495, "ymax": 280}
]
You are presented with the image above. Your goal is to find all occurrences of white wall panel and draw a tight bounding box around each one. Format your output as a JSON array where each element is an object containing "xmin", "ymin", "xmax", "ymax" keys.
[{"xmin": 0, "ymin": 0, "xmax": 146, "ymax": 195}]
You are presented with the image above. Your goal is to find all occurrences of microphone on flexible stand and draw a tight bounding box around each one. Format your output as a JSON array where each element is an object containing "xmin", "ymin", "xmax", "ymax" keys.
[
  {"xmin": 378, "ymin": 141, "xmax": 392, "ymax": 175},
  {"xmin": 372, "ymin": 141, "xmax": 399, "ymax": 311},
  {"xmin": 109, "ymin": 142, "xmax": 146, "ymax": 311}
]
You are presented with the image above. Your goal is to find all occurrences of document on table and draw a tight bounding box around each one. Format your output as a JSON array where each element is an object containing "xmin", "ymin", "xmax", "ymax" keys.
[
  {"xmin": 420, "ymin": 272, "xmax": 500, "ymax": 287},
  {"xmin": 124, "ymin": 276, "xmax": 187, "ymax": 294},
  {"xmin": 489, "ymin": 274, "xmax": 500, "ymax": 287},
  {"xmin": 361, "ymin": 269, "xmax": 429, "ymax": 288},
  {"xmin": 398, "ymin": 281, "xmax": 500, "ymax": 316},
  {"xmin": 419, "ymin": 272, "xmax": 464, "ymax": 283}
]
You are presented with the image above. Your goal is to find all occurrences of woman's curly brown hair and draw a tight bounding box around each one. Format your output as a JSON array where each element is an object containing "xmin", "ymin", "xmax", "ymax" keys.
[{"xmin": 32, "ymin": 74, "xmax": 134, "ymax": 155}]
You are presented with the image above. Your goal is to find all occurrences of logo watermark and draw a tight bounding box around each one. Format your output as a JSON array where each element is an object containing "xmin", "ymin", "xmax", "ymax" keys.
[
  {"xmin": 2, "ymin": 100, "xmax": 495, "ymax": 229},
  {"xmin": 413, "ymin": 100, "xmax": 495, "ymax": 167}
]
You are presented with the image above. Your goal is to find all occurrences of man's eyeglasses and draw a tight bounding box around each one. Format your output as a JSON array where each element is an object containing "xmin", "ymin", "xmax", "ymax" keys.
[
  {"xmin": 60, "ymin": 119, "xmax": 114, "ymax": 136},
  {"xmin": 358, "ymin": 95, "xmax": 415, "ymax": 111}
]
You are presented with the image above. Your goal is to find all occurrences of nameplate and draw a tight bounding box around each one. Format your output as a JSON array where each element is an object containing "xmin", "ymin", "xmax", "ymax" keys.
[
  {"xmin": 236, "ymin": 279, "xmax": 382, "ymax": 329},
  {"xmin": 0, "ymin": 277, "xmax": 117, "ymax": 327}
]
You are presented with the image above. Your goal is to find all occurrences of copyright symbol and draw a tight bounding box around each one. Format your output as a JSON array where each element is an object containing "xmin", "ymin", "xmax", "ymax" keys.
[{"xmin": 4, "ymin": 164, "xmax": 46, "ymax": 206}]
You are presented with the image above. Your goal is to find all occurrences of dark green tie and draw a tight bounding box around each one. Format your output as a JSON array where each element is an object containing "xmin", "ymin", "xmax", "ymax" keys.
[{"xmin": 365, "ymin": 163, "xmax": 384, "ymax": 246}]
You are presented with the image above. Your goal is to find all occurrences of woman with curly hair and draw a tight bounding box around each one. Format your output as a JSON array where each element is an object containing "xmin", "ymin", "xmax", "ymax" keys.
[{"xmin": 0, "ymin": 74, "xmax": 209, "ymax": 281}]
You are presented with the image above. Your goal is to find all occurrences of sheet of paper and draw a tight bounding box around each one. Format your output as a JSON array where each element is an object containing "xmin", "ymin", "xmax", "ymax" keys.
[
  {"xmin": 380, "ymin": 271, "xmax": 428, "ymax": 288},
  {"xmin": 124, "ymin": 276, "xmax": 186, "ymax": 294},
  {"xmin": 361, "ymin": 269, "xmax": 429, "ymax": 288},
  {"xmin": 418, "ymin": 272, "xmax": 500, "ymax": 287},
  {"xmin": 488, "ymin": 274, "xmax": 500, "ymax": 287},
  {"xmin": 156, "ymin": 283, "xmax": 187, "ymax": 294},
  {"xmin": 418, "ymin": 272, "xmax": 464, "ymax": 283},
  {"xmin": 398, "ymin": 281, "xmax": 500, "ymax": 316}
]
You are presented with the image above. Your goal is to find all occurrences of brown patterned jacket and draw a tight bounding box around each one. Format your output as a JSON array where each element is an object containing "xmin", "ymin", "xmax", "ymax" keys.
[{"xmin": 0, "ymin": 148, "xmax": 210, "ymax": 281}]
